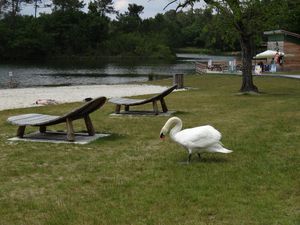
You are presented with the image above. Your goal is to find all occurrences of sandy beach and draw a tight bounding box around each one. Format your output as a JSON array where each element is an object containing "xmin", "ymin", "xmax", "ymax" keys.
[{"xmin": 0, "ymin": 84, "xmax": 169, "ymax": 111}]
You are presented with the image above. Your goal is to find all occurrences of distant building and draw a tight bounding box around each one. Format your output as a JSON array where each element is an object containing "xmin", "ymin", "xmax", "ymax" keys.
[{"xmin": 264, "ymin": 30, "xmax": 300, "ymax": 71}]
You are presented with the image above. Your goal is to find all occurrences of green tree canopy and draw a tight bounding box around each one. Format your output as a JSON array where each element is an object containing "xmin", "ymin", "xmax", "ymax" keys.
[
  {"xmin": 127, "ymin": 3, "xmax": 144, "ymax": 18},
  {"xmin": 52, "ymin": 0, "xmax": 85, "ymax": 12},
  {"xmin": 116, "ymin": 3, "xmax": 144, "ymax": 33},
  {"xmin": 88, "ymin": 0, "xmax": 116, "ymax": 17}
]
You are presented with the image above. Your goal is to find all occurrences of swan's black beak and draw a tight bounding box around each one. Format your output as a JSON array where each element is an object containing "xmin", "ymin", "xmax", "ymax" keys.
[{"xmin": 160, "ymin": 133, "xmax": 165, "ymax": 140}]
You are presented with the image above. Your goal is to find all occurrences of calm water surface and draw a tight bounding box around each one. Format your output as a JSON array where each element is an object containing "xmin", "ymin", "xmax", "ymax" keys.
[{"xmin": 0, "ymin": 54, "xmax": 236, "ymax": 88}]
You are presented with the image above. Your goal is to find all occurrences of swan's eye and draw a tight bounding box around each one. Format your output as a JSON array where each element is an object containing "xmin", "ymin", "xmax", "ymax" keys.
[{"xmin": 160, "ymin": 133, "xmax": 165, "ymax": 139}]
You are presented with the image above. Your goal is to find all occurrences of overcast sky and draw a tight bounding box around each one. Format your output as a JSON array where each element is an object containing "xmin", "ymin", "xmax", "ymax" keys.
[{"xmin": 22, "ymin": 0, "xmax": 204, "ymax": 18}]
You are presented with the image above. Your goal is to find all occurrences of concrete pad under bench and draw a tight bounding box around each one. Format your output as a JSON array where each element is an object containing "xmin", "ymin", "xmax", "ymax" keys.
[{"xmin": 8, "ymin": 131, "xmax": 110, "ymax": 144}]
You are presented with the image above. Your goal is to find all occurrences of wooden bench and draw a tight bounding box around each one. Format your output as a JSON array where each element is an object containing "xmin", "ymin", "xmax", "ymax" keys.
[
  {"xmin": 7, "ymin": 96, "xmax": 106, "ymax": 142},
  {"xmin": 108, "ymin": 85, "xmax": 177, "ymax": 115}
]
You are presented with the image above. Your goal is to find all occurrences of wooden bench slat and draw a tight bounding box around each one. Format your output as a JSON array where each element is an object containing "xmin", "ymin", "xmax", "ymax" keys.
[
  {"xmin": 109, "ymin": 98, "xmax": 145, "ymax": 105},
  {"xmin": 8, "ymin": 114, "xmax": 59, "ymax": 126},
  {"xmin": 8, "ymin": 114, "xmax": 50, "ymax": 125},
  {"xmin": 21, "ymin": 116, "xmax": 59, "ymax": 125},
  {"xmin": 7, "ymin": 113, "xmax": 43, "ymax": 122}
]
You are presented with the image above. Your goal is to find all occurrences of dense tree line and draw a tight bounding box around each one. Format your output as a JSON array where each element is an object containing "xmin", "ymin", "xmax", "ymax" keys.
[{"xmin": 0, "ymin": 0, "xmax": 299, "ymax": 61}]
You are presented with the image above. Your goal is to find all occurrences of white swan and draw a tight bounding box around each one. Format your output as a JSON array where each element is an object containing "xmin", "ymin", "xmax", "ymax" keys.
[{"xmin": 160, "ymin": 117, "xmax": 232, "ymax": 162}]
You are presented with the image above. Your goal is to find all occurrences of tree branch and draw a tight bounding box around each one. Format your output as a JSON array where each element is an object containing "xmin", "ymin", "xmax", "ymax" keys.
[
  {"xmin": 163, "ymin": 0, "xmax": 178, "ymax": 10},
  {"xmin": 163, "ymin": 0, "xmax": 196, "ymax": 11}
]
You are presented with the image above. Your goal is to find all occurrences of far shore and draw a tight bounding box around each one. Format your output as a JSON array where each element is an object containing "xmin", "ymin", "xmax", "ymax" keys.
[{"xmin": 0, "ymin": 84, "xmax": 169, "ymax": 111}]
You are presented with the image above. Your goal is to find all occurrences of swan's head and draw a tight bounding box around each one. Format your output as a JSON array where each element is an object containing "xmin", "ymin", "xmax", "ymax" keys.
[
  {"xmin": 160, "ymin": 117, "xmax": 182, "ymax": 140},
  {"xmin": 160, "ymin": 127, "xmax": 168, "ymax": 140}
]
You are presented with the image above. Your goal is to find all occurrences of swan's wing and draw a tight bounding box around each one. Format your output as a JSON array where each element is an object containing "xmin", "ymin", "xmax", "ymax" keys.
[{"xmin": 174, "ymin": 125, "xmax": 222, "ymax": 148}]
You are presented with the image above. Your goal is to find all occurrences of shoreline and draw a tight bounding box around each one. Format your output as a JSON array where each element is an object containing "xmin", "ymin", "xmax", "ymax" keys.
[{"xmin": 0, "ymin": 84, "xmax": 169, "ymax": 111}]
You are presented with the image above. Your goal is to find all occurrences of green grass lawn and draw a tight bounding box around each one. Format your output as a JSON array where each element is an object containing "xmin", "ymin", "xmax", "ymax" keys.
[{"xmin": 0, "ymin": 75, "xmax": 299, "ymax": 225}]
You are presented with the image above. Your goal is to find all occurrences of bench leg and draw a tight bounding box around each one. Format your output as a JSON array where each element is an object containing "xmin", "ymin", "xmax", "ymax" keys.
[
  {"xmin": 66, "ymin": 118, "xmax": 75, "ymax": 142},
  {"xmin": 153, "ymin": 101, "xmax": 159, "ymax": 115},
  {"xmin": 39, "ymin": 126, "xmax": 46, "ymax": 133},
  {"xmin": 17, "ymin": 126, "xmax": 26, "ymax": 138},
  {"xmin": 125, "ymin": 105, "xmax": 129, "ymax": 112},
  {"xmin": 160, "ymin": 98, "xmax": 168, "ymax": 112},
  {"xmin": 115, "ymin": 104, "xmax": 121, "ymax": 114},
  {"xmin": 84, "ymin": 115, "xmax": 95, "ymax": 136}
]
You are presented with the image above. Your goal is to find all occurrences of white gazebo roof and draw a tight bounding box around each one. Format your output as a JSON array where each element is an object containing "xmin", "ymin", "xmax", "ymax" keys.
[{"xmin": 254, "ymin": 50, "xmax": 285, "ymax": 59}]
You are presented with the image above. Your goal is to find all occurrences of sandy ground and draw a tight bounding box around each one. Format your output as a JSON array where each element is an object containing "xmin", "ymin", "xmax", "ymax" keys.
[{"xmin": 0, "ymin": 84, "xmax": 169, "ymax": 111}]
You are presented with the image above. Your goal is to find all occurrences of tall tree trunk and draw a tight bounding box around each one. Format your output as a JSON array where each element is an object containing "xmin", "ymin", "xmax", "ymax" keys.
[
  {"xmin": 34, "ymin": 0, "xmax": 38, "ymax": 18},
  {"xmin": 240, "ymin": 35, "xmax": 258, "ymax": 93},
  {"xmin": 11, "ymin": 0, "xmax": 19, "ymax": 17}
]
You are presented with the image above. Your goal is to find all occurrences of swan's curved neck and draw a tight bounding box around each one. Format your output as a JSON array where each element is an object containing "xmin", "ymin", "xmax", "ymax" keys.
[{"xmin": 165, "ymin": 117, "xmax": 182, "ymax": 138}]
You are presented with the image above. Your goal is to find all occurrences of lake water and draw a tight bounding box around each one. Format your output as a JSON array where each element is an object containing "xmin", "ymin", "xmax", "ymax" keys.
[{"xmin": 0, "ymin": 54, "xmax": 236, "ymax": 88}]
